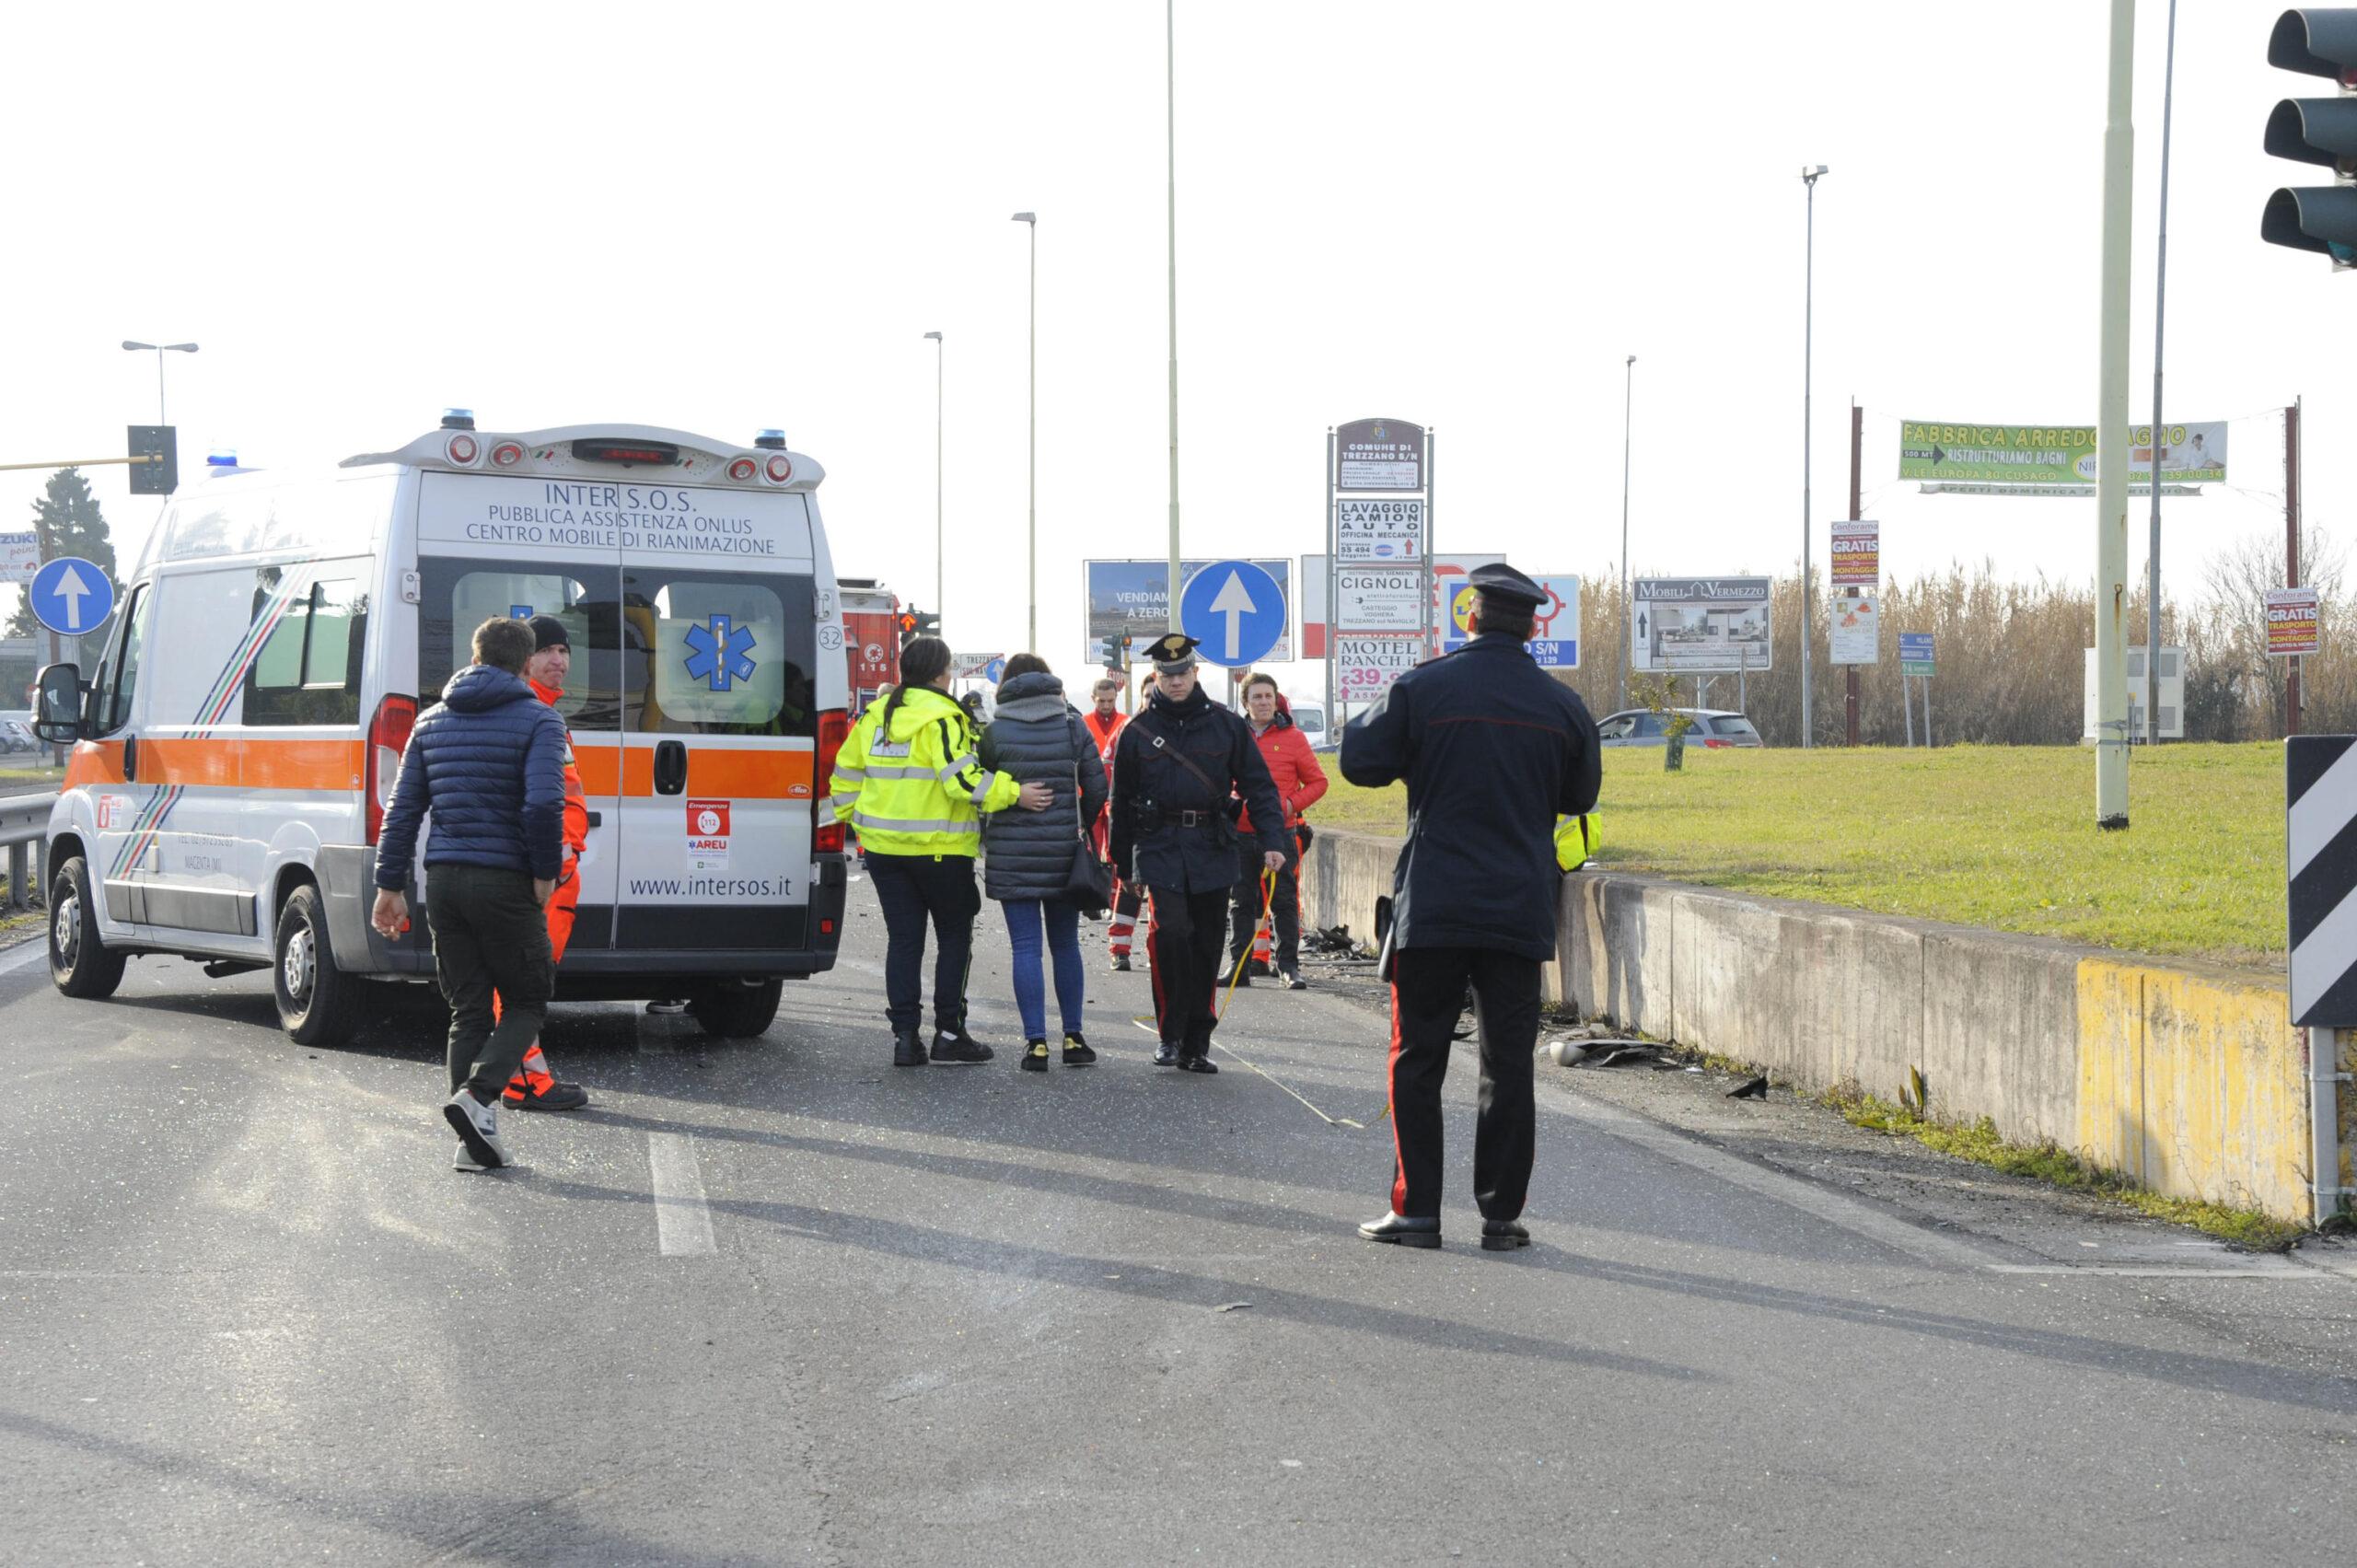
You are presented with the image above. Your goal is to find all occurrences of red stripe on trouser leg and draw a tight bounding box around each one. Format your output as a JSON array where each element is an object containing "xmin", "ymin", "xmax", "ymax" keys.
[
  {"xmin": 1387, "ymin": 983, "xmax": 1409, "ymax": 1214},
  {"xmin": 1145, "ymin": 895, "xmax": 1167, "ymax": 1023}
]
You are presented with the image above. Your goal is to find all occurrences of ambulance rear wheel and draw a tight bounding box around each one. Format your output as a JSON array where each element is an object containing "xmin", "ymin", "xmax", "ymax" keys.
[
  {"xmin": 691, "ymin": 979, "xmax": 783, "ymax": 1040},
  {"xmin": 274, "ymin": 883, "xmax": 360, "ymax": 1047},
  {"xmin": 50, "ymin": 854, "xmax": 126, "ymax": 1000}
]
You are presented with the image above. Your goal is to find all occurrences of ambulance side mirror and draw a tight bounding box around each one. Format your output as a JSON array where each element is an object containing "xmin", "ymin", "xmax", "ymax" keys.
[{"xmin": 32, "ymin": 663, "xmax": 86, "ymax": 745}]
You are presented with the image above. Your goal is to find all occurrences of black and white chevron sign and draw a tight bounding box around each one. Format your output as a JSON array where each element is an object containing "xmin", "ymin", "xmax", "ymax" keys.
[{"xmin": 2289, "ymin": 736, "xmax": 2357, "ymax": 1026}]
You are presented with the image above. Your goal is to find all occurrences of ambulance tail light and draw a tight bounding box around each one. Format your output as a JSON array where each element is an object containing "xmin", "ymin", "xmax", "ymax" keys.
[
  {"xmin": 764, "ymin": 453, "xmax": 794, "ymax": 484},
  {"xmin": 366, "ymin": 694, "xmax": 418, "ymax": 845},
  {"xmin": 813, "ymin": 708, "xmax": 851, "ymax": 854},
  {"xmin": 727, "ymin": 456, "xmax": 759, "ymax": 482}
]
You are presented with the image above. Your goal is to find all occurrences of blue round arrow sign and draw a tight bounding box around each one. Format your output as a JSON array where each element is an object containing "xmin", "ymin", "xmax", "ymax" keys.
[
  {"xmin": 1178, "ymin": 560, "xmax": 1286, "ymax": 667},
  {"xmin": 29, "ymin": 556, "xmax": 115, "ymax": 637}
]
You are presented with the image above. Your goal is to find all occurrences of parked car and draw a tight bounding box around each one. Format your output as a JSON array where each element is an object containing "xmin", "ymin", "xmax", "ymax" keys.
[
  {"xmin": 1595, "ymin": 708, "xmax": 1763, "ymax": 749},
  {"xmin": 0, "ymin": 714, "xmax": 38, "ymax": 755},
  {"xmin": 1288, "ymin": 701, "xmax": 1329, "ymax": 749}
]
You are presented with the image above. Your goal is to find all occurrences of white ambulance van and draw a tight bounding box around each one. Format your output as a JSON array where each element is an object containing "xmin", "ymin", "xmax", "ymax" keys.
[{"xmin": 32, "ymin": 418, "xmax": 854, "ymax": 1046}]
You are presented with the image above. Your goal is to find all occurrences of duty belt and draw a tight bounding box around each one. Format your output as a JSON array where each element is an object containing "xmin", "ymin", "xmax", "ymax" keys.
[{"xmin": 1168, "ymin": 809, "xmax": 1219, "ymax": 829}]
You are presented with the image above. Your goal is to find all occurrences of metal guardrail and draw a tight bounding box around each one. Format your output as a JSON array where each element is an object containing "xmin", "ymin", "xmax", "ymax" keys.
[{"xmin": 1, "ymin": 791, "xmax": 57, "ymax": 913}]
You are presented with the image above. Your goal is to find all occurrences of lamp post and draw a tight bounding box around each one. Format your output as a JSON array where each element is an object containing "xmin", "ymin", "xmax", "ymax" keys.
[
  {"xmin": 122, "ymin": 340, "xmax": 198, "ymax": 424},
  {"xmin": 1012, "ymin": 213, "xmax": 1037, "ymax": 652},
  {"xmin": 923, "ymin": 331, "xmax": 944, "ymax": 625},
  {"xmin": 1798, "ymin": 166, "xmax": 1828, "ymax": 750},
  {"xmin": 1620, "ymin": 354, "xmax": 1636, "ymax": 713},
  {"xmin": 1166, "ymin": 0, "xmax": 1182, "ymax": 634}
]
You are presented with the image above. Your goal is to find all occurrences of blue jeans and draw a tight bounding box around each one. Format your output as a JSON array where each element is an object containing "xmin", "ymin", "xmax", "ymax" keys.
[{"xmin": 1002, "ymin": 898, "xmax": 1085, "ymax": 1041}]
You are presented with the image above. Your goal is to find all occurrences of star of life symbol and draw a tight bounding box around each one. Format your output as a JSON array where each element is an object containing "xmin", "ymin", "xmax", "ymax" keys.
[{"xmin": 683, "ymin": 614, "xmax": 758, "ymax": 691}]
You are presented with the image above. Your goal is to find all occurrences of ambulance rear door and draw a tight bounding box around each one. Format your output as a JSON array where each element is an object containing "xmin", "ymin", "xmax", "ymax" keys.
[{"xmin": 614, "ymin": 487, "xmax": 819, "ymax": 958}]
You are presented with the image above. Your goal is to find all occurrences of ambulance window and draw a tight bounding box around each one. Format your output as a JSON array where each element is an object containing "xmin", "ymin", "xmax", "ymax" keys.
[
  {"xmin": 622, "ymin": 569, "xmax": 816, "ymax": 738},
  {"xmin": 245, "ymin": 569, "xmax": 367, "ymax": 726},
  {"xmin": 88, "ymin": 584, "xmax": 151, "ymax": 736},
  {"xmin": 417, "ymin": 558, "xmax": 623, "ymax": 731}
]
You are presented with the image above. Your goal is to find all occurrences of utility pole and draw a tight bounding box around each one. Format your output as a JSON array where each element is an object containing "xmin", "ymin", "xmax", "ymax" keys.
[
  {"xmin": 2093, "ymin": 0, "xmax": 2135, "ymax": 829},
  {"xmin": 2289, "ymin": 398, "xmax": 2304, "ymax": 738},
  {"xmin": 1799, "ymin": 166, "xmax": 1828, "ymax": 749},
  {"xmin": 2145, "ymin": 0, "xmax": 2180, "ymax": 748},
  {"xmin": 1847, "ymin": 401, "xmax": 1862, "ymax": 747},
  {"xmin": 1620, "ymin": 354, "xmax": 1635, "ymax": 714}
]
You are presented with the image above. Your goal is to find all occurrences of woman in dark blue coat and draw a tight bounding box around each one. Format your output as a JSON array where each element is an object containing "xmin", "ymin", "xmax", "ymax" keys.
[{"xmin": 978, "ymin": 655, "xmax": 1109, "ymax": 1071}]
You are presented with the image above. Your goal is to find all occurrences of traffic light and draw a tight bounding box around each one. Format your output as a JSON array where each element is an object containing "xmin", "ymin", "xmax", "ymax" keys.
[
  {"xmin": 2263, "ymin": 9, "xmax": 2357, "ymax": 264},
  {"xmin": 1096, "ymin": 634, "xmax": 1129, "ymax": 669},
  {"xmin": 127, "ymin": 424, "xmax": 178, "ymax": 495},
  {"xmin": 896, "ymin": 608, "xmax": 920, "ymax": 645},
  {"xmin": 915, "ymin": 610, "xmax": 941, "ymax": 639}
]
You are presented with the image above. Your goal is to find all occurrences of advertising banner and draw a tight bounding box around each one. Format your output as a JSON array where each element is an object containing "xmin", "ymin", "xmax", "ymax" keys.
[
  {"xmin": 2269, "ymin": 587, "xmax": 2321, "ymax": 657},
  {"xmin": 0, "ymin": 530, "xmax": 36, "ymax": 587},
  {"xmin": 1084, "ymin": 559, "xmax": 1291, "ymax": 664},
  {"xmin": 1335, "ymin": 418, "xmax": 1424, "ymax": 493},
  {"xmin": 1830, "ymin": 590, "xmax": 1879, "ymax": 666},
  {"xmin": 1899, "ymin": 419, "xmax": 2228, "ymax": 494},
  {"xmin": 1336, "ymin": 566, "xmax": 1427, "ymax": 632},
  {"xmin": 1630, "ymin": 577, "xmax": 1771, "ymax": 673},
  {"xmin": 1336, "ymin": 633, "xmax": 1423, "ymax": 701},
  {"xmin": 1334, "ymin": 497, "xmax": 1425, "ymax": 563},
  {"xmin": 1442, "ymin": 575, "xmax": 1580, "ymax": 668},
  {"xmin": 1830, "ymin": 520, "xmax": 1879, "ymax": 587}
]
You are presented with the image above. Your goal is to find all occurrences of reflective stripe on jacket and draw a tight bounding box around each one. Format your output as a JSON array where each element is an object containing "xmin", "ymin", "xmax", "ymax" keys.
[{"xmin": 831, "ymin": 685, "xmax": 1019, "ymax": 857}]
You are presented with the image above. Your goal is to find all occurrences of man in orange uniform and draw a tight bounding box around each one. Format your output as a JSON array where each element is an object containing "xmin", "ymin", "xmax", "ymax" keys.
[{"xmin": 499, "ymin": 616, "xmax": 592, "ymax": 1111}]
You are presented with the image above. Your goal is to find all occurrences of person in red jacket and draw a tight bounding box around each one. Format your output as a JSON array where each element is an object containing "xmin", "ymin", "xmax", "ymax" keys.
[
  {"xmin": 496, "ymin": 617, "xmax": 592, "ymax": 1111},
  {"xmin": 1229, "ymin": 674, "xmax": 1328, "ymax": 990}
]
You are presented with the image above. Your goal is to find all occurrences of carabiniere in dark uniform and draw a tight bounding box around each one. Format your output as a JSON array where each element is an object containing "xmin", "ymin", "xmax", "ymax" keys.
[
  {"xmin": 1341, "ymin": 562, "xmax": 1601, "ymax": 1251},
  {"xmin": 1109, "ymin": 633, "xmax": 1287, "ymax": 1073}
]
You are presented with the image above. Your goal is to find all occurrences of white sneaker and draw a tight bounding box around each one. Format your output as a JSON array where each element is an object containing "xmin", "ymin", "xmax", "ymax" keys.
[
  {"xmin": 443, "ymin": 1091, "xmax": 507, "ymax": 1169},
  {"xmin": 454, "ymin": 1142, "xmax": 490, "ymax": 1172}
]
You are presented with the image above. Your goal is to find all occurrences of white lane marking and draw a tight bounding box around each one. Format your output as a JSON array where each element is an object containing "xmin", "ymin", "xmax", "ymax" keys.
[
  {"xmin": 647, "ymin": 1132, "xmax": 716, "ymax": 1257},
  {"xmin": 1989, "ymin": 1263, "xmax": 2329, "ymax": 1280},
  {"xmin": 0, "ymin": 939, "xmax": 49, "ymax": 977}
]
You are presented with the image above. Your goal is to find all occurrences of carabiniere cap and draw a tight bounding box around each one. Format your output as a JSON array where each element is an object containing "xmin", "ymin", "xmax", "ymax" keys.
[{"xmin": 1144, "ymin": 632, "xmax": 1201, "ymax": 672}]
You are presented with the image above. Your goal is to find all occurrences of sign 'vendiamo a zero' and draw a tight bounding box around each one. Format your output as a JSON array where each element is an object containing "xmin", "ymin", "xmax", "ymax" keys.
[
  {"xmin": 1335, "ymin": 498, "xmax": 1425, "ymax": 563},
  {"xmin": 1336, "ymin": 633, "xmax": 1422, "ymax": 699},
  {"xmin": 1335, "ymin": 567, "xmax": 1425, "ymax": 632},
  {"xmin": 2269, "ymin": 587, "xmax": 2321, "ymax": 657}
]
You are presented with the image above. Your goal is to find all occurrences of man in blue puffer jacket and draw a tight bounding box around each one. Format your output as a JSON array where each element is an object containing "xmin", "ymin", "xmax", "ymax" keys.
[{"xmin": 370, "ymin": 616, "xmax": 569, "ymax": 1172}]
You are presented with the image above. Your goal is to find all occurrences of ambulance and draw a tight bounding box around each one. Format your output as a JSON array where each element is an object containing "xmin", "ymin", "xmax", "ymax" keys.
[{"xmin": 31, "ymin": 416, "xmax": 853, "ymax": 1046}]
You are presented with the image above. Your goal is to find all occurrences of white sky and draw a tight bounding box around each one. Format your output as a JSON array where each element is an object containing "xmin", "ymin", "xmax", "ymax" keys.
[{"xmin": 2, "ymin": 0, "xmax": 2341, "ymax": 697}]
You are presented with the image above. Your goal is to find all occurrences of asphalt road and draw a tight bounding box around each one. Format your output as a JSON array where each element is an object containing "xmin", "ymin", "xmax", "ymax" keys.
[{"xmin": 5, "ymin": 876, "xmax": 2356, "ymax": 1566}]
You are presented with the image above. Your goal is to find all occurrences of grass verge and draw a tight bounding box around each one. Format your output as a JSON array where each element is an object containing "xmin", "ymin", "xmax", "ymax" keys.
[
  {"xmin": 1312, "ymin": 742, "xmax": 2285, "ymax": 967},
  {"xmin": 1821, "ymin": 1084, "xmax": 2307, "ymax": 1251}
]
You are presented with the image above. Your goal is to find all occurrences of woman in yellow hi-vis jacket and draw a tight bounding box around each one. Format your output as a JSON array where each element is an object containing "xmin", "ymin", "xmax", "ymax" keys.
[{"xmin": 832, "ymin": 637, "xmax": 1051, "ymax": 1066}]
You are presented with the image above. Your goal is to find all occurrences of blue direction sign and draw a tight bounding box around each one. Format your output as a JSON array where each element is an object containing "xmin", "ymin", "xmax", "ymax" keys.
[
  {"xmin": 1899, "ymin": 632, "xmax": 1935, "ymax": 677},
  {"xmin": 29, "ymin": 556, "xmax": 115, "ymax": 637},
  {"xmin": 1179, "ymin": 559, "xmax": 1287, "ymax": 667}
]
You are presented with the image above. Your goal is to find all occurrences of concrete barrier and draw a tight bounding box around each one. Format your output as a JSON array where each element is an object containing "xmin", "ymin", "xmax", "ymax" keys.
[{"xmin": 1300, "ymin": 829, "xmax": 2321, "ymax": 1223}]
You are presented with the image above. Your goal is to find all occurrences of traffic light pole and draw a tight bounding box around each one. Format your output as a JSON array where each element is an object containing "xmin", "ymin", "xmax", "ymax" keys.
[{"xmin": 0, "ymin": 456, "xmax": 160, "ymax": 472}]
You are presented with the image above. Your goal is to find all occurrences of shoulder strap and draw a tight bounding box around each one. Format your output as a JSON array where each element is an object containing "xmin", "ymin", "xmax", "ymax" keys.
[{"xmin": 1129, "ymin": 708, "xmax": 1220, "ymax": 795}]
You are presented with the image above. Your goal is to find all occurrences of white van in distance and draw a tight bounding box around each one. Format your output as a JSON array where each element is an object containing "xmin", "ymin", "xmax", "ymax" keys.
[{"xmin": 32, "ymin": 418, "xmax": 854, "ymax": 1045}]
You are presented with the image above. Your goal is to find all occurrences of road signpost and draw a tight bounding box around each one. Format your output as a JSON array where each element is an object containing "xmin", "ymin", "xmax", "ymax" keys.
[
  {"xmin": 1178, "ymin": 559, "xmax": 1287, "ymax": 668},
  {"xmin": 28, "ymin": 556, "xmax": 113, "ymax": 638},
  {"xmin": 1328, "ymin": 419, "xmax": 1433, "ymax": 716},
  {"xmin": 1900, "ymin": 632, "xmax": 1934, "ymax": 746}
]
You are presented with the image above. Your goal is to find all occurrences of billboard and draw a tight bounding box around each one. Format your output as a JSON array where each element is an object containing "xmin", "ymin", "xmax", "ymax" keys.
[
  {"xmin": 1631, "ymin": 577, "xmax": 1771, "ymax": 673},
  {"xmin": 1900, "ymin": 419, "xmax": 2228, "ymax": 494},
  {"xmin": 1084, "ymin": 558, "xmax": 1291, "ymax": 664},
  {"xmin": 2269, "ymin": 588, "xmax": 2321, "ymax": 657},
  {"xmin": 1334, "ymin": 497, "xmax": 1425, "ymax": 563},
  {"xmin": 1830, "ymin": 520, "xmax": 1878, "ymax": 587},
  {"xmin": 1336, "ymin": 633, "xmax": 1423, "ymax": 702},
  {"xmin": 1829, "ymin": 591, "xmax": 1878, "ymax": 666},
  {"xmin": 1442, "ymin": 575, "xmax": 1580, "ymax": 668}
]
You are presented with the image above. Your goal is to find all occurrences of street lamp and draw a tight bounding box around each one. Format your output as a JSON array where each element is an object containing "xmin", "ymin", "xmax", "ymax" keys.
[
  {"xmin": 1799, "ymin": 165, "xmax": 1828, "ymax": 750},
  {"xmin": 122, "ymin": 340, "xmax": 197, "ymax": 424},
  {"xmin": 1620, "ymin": 354, "xmax": 1636, "ymax": 713},
  {"xmin": 1012, "ymin": 213, "xmax": 1037, "ymax": 653},
  {"xmin": 923, "ymin": 331, "xmax": 944, "ymax": 627}
]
